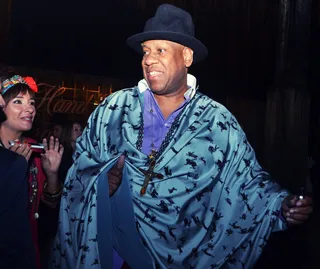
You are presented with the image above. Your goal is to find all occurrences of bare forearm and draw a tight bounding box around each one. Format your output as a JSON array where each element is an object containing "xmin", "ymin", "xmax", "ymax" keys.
[{"xmin": 45, "ymin": 172, "xmax": 61, "ymax": 193}]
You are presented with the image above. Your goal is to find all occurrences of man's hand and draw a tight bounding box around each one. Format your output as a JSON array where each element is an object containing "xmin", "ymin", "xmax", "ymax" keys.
[
  {"xmin": 281, "ymin": 195, "xmax": 313, "ymax": 225},
  {"xmin": 107, "ymin": 155, "xmax": 125, "ymax": 197}
]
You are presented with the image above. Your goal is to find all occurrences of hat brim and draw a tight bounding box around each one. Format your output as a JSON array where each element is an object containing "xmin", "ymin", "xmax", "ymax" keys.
[{"xmin": 126, "ymin": 31, "xmax": 208, "ymax": 63}]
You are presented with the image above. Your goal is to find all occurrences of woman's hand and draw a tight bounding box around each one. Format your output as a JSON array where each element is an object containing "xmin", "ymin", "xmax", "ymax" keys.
[
  {"xmin": 41, "ymin": 136, "xmax": 64, "ymax": 176},
  {"xmin": 9, "ymin": 142, "xmax": 33, "ymax": 161}
]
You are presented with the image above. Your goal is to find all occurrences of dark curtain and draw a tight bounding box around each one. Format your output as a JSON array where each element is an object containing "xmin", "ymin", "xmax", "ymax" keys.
[
  {"xmin": 0, "ymin": 0, "xmax": 12, "ymax": 62},
  {"xmin": 258, "ymin": 0, "xmax": 316, "ymax": 268},
  {"xmin": 263, "ymin": 88, "xmax": 310, "ymax": 192}
]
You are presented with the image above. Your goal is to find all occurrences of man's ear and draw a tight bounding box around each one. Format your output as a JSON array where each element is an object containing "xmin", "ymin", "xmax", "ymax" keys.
[{"xmin": 183, "ymin": 47, "xmax": 194, "ymax": 67}]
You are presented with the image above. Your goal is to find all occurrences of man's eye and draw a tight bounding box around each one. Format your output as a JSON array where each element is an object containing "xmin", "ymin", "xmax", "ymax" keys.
[{"xmin": 13, "ymin": 100, "xmax": 22, "ymax": 104}]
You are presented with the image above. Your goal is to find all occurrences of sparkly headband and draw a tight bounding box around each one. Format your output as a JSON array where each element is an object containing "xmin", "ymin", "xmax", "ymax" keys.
[{"xmin": 0, "ymin": 75, "xmax": 38, "ymax": 95}]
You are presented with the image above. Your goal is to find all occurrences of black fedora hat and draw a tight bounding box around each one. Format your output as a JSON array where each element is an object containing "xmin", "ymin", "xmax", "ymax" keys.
[{"xmin": 127, "ymin": 4, "xmax": 208, "ymax": 63}]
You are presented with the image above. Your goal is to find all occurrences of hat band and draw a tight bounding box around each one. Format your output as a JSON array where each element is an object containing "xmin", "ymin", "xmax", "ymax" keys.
[{"xmin": 0, "ymin": 75, "xmax": 38, "ymax": 95}]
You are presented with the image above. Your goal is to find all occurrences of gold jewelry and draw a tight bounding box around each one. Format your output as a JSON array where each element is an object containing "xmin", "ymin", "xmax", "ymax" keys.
[{"xmin": 43, "ymin": 181, "xmax": 62, "ymax": 202}]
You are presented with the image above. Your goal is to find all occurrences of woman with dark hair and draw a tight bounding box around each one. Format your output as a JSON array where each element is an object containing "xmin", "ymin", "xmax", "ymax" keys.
[
  {"xmin": 58, "ymin": 120, "xmax": 83, "ymax": 182},
  {"xmin": 0, "ymin": 94, "xmax": 37, "ymax": 269},
  {"xmin": 0, "ymin": 74, "xmax": 63, "ymax": 269}
]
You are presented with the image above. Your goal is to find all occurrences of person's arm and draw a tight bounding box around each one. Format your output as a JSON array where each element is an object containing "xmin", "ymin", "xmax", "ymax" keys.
[
  {"xmin": 218, "ymin": 109, "xmax": 312, "ymax": 228},
  {"xmin": 211, "ymin": 108, "xmax": 290, "ymax": 232},
  {"xmin": 41, "ymin": 136, "xmax": 64, "ymax": 207}
]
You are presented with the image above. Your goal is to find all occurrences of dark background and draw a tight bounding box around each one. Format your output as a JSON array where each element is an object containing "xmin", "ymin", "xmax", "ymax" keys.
[{"xmin": 7, "ymin": 0, "xmax": 289, "ymax": 101}]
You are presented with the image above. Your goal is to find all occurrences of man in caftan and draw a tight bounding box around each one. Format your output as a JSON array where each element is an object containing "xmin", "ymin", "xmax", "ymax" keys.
[{"xmin": 51, "ymin": 4, "xmax": 313, "ymax": 269}]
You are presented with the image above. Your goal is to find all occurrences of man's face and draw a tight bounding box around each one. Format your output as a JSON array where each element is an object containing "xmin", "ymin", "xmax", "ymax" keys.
[{"xmin": 141, "ymin": 40, "xmax": 193, "ymax": 96}]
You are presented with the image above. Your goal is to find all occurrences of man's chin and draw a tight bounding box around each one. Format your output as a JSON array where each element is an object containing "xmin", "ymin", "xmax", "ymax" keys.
[{"xmin": 148, "ymin": 84, "xmax": 164, "ymax": 94}]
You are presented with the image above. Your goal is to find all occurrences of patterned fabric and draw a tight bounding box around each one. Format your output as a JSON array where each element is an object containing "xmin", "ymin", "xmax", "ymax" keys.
[
  {"xmin": 0, "ymin": 75, "xmax": 38, "ymax": 95},
  {"xmin": 51, "ymin": 85, "xmax": 289, "ymax": 269}
]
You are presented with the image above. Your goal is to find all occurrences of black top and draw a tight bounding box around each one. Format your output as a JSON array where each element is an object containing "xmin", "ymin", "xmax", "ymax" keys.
[{"xmin": 0, "ymin": 147, "xmax": 37, "ymax": 269}]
